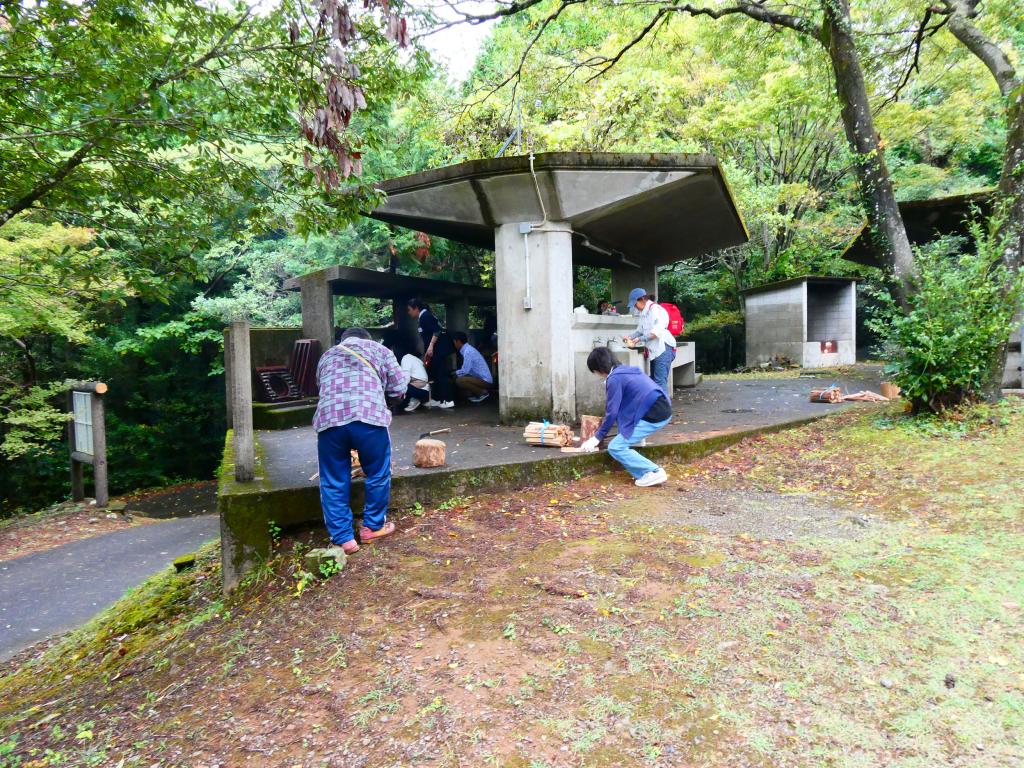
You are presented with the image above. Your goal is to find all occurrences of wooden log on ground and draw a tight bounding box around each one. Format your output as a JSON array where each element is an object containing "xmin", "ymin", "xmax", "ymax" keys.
[{"xmin": 413, "ymin": 438, "xmax": 446, "ymax": 468}]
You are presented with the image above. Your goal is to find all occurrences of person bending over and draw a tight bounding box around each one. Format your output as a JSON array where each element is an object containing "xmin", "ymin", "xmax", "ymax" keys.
[
  {"xmin": 397, "ymin": 347, "xmax": 431, "ymax": 413},
  {"xmin": 579, "ymin": 346, "xmax": 671, "ymax": 487},
  {"xmin": 452, "ymin": 331, "xmax": 494, "ymax": 403},
  {"xmin": 314, "ymin": 328, "xmax": 408, "ymax": 552}
]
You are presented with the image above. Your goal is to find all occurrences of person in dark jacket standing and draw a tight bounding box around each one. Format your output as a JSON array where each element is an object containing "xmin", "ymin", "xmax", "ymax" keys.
[
  {"xmin": 579, "ymin": 347, "xmax": 671, "ymax": 487},
  {"xmin": 406, "ymin": 298, "xmax": 455, "ymax": 409}
]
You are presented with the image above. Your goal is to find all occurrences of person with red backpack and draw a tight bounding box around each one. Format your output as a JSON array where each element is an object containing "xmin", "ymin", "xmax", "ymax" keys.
[{"xmin": 624, "ymin": 287, "xmax": 678, "ymax": 394}]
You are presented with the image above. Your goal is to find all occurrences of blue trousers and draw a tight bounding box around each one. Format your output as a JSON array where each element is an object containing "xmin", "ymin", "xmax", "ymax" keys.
[
  {"xmin": 649, "ymin": 346, "xmax": 675, "ymax": 392},
  {"xmin": 607, "ymin": 416, "xmax": 671, "ymax": 479},
  {"xmin": 317, "ymin": 422, "xmax": 391, "ymax": 544}
]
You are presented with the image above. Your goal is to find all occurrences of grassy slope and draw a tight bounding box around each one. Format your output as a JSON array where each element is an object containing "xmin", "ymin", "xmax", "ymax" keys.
[{"xmin": 1, "ymin": 403, "xmax": 1022, "ymax": 767}]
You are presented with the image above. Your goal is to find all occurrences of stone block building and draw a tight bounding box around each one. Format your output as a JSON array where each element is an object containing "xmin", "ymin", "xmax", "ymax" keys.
[{"xmin": 743, "ymin": 277, "xmax": 857, "ymax": 368}]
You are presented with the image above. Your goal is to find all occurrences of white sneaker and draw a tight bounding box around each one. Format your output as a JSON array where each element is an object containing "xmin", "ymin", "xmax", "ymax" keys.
[
  {"xmin": 426, "ymin": 399, "xmax": 441, "ymax": 408},
  {"xmin": 468, "ymin": 392, "xmax": 490, "ymax": 403},
  {"xmin": 404, "ymin": 399, "xmax": 422, "ymax": 412},
  {"xmin": 437, "ymin": 400, "xmax": 455, "ymax": 409},
  {"xmin": 635, "ymin": 468, "xmax": 668, "ymax": 487}
]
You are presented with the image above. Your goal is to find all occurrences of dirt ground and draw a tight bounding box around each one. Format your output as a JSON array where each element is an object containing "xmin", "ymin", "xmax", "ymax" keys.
[{"xmin": 1, "ymin": 402, "xmax": 1022, "ymax": 767}]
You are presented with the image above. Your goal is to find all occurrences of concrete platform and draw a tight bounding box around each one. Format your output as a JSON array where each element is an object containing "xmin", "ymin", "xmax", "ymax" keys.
[
  {"xmin": 219, "ymin": 368, "xmax": 883, "ymax": 590},
  {"xmin": 256, "ymin": 370, "xmax": 880, "ymax": 489}
]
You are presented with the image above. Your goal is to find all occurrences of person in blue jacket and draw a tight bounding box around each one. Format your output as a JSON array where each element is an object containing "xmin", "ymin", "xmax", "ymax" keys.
[{"xmin": 579, "ymin": 346, "xmax": 671, "ymax": 487}]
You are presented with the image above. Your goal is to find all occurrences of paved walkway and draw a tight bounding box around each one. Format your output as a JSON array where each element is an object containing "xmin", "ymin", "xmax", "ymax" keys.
[
  {"xmin": 0, "ymin": 515, "xmax": 219, "ymax": 662},
  {"xmin": 257, "ymin": 369, "xmax": 883, "ymax": 489}
]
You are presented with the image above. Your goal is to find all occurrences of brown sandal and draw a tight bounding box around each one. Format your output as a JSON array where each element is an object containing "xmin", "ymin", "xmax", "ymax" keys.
[{"xmin": 359, "ymin": 521, "xmax": 396, "ymax": 543}]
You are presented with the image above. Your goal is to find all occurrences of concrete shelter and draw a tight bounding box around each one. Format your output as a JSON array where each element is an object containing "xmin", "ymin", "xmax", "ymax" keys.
[
  {"xmin": 366, "ymin": 152, "xmax": 748, "ymax": 422},
  {"xmin": 283, "ymin": 265, "xmax": 496, "ymax": 356}
]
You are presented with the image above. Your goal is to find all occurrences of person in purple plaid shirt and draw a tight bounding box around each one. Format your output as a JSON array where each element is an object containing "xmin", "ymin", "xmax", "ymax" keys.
[{"xmin": 314, "ymin": 328, "xmax": 408, "ymax": 553}]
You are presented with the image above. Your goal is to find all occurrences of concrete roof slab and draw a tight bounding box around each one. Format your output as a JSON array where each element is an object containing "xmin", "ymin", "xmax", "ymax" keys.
[
  {"xmin": 283, "ymin": 265, "xmax": 495, "ymax": 305},
  {"xmin": 370, "ymin": 152, "xmax": 749, "ymax": 267}
]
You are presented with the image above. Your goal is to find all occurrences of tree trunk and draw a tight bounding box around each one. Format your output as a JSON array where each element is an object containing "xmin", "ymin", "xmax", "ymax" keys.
[
  {"xmin": 995, "ymin": 89, "xmax": 1024, "ymax": 271},
  {"xmin": 821, "ymin": 0, "xmax": 915, "ymax": 307}
]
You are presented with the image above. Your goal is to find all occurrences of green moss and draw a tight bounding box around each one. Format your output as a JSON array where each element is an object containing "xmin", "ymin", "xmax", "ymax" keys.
[{"xmin": 0, "ymin": 543, "xmax": 221, "ymax": 727}]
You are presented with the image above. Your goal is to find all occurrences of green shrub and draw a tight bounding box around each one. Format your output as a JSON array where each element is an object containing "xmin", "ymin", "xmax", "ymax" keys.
[{"xmin": 868, "ymin": 223, "xmax": 1023, "ymax": 413}]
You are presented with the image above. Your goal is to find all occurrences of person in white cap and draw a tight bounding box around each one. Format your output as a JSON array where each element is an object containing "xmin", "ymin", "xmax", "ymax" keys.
[{"xmin": 623, "ymin": 287, "xmax": 676, "ymax": 393}]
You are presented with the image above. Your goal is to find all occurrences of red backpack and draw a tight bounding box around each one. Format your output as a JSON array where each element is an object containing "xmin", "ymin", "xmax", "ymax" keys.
[{"xmin": 659, "ymin": 302, "xmax": 684, "ymax": 336}]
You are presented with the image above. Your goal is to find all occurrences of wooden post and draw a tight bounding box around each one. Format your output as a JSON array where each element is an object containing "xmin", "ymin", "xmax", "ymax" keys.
[
  {"xmin": 230, "ymin": 320, "xmax": 255, "ymax": 482},
  {"xmin": 68, "ymin": 381, "xmax": 108, "ymax": 506},
  {"xmin": 91, "ymin": 388, "xmax": 108, "ymax": 507}
]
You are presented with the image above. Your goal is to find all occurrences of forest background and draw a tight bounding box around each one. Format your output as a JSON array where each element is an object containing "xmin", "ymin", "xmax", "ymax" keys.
[{"xmin": 0, "ymin": 0, "xmax": 1016, "ymax": 512}]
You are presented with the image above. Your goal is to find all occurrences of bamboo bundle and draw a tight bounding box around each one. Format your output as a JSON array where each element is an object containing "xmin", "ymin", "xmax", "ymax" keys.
[{"xmin": 523, "ymin": 422, "xmax": 574, "ymax": 447}]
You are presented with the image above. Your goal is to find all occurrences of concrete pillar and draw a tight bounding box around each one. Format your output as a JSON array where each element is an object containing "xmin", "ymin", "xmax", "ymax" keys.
[
  {"xmin": 300, "ymin": 271, "xmax": 334, "ymax": 354},
  {"xmin": 445, "ymin": 297, "xmax": 471, "ymax": 336},
  {"xmin": 229, "ymin": 320, "xmax": 255, "ymax": 483},
  {"xmin": 610, "ymin": 263, "xmax": 658, "ymax": 310},
  {"xmin": 495, "ymin": 221, "xmax": 576, "ymax": 423}
]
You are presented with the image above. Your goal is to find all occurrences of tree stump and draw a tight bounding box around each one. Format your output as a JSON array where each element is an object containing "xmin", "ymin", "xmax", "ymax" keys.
[
  {"xmin": 580, "ymin": 415, "xmax": 602, "ymax": 442},
  {"xmin": 413, "ymin": 438, "xmax": 446, "ymax": 468}
]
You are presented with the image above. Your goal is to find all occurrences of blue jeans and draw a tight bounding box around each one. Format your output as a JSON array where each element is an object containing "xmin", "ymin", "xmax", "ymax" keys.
[
  {"xmin": 607, "ymin": 417, "xmax": 671, "ymax": 479},
  {"xmin": 649, "ymin": 346, "xmax": 675, "ymax": 392},
  {"xmin": 317, "ymin": 422, "xmax": 392, "ymax": 544}
]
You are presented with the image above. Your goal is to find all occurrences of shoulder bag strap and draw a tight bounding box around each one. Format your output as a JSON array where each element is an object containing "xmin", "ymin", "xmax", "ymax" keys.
[{"xmin": 338, "ymin": 344, "xmax": 383, "ymax": 388}]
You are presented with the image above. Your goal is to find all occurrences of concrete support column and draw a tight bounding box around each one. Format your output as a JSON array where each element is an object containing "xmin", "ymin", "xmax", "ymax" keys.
[
  {"xmin": 229, "ymin": 320, "xmax": 255, "ymax": 483},
  {"xmin": 300, "ymin": 271, "xmax": 334, "ymax": 355},
  {"xmin": 495, "ymin": 221, "xmax": 576, "ymax": 423},
  {"xmin": 444, "ymin": 297, "xmax": 471, "ymax": 336},
  {"xmin": 610, "ymin": 263, "xmax": 658, "ymax": 310}
]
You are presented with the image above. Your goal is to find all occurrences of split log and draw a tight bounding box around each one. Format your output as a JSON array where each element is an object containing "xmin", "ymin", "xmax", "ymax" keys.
[
  {"xmin": 413, "ymin": 438, "xmax": 446, "ymax": 468},
  {"xmin": 580, "ymin": 415, "xmax": 602, "ymax": 442},
  {"xmin": 842, "ymin": 390, "xmax": 889, "ymax": 402}
]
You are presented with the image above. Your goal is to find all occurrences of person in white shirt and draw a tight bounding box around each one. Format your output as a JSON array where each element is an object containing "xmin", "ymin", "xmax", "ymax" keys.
[
  {"xmin": 622, "ymin": 287, "xmax": 676, "ymax": 393},
  {"xmin": 397, "ymin": 349, "xmax": 431, "ymax": 412}
]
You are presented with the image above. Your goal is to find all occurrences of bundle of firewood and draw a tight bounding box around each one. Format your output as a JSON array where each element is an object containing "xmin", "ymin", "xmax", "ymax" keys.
[
  {"xmin": 809, "ymin": 386, "xmax": 844, "ymax": 403},
  {"xmin": 523, "ymin": 422, "xmax": 574, "ymax": 447}
]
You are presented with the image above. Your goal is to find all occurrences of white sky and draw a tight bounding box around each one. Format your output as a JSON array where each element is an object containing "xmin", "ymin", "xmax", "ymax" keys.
[{"xmin": 415, "ymin": 1, "xmax": 499, "ymax": 83}]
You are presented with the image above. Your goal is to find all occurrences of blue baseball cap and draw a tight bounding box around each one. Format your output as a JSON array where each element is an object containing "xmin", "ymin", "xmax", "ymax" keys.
[{"xmin": 627, "ymin": 288, "xmax": 648, "ymax": 314}]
